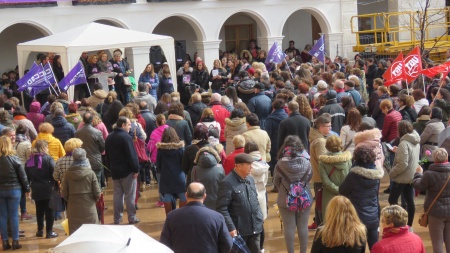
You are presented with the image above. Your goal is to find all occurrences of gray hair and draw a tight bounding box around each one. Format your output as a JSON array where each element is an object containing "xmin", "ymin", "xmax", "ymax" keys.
[
  {"xmin": 53, "ymin": 108, "xmax": 65, "ymax": 117},
  {"xmin": 221, "ymin": 95, "xmax": 231, "ymax": 106},
  {"xmin": 433, "ymin": 148, "xmax": 448, "ymax": 163},
  {"xmin": 261, "ymin": 73, "xmax": 270, "ymax": 81}
]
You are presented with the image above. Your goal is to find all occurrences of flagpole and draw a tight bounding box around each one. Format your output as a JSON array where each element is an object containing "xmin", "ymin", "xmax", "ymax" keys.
[
  {"xmin": 47, "ymin": 63, "xmax": 62, "ymax": 94},
  {"xmin": 284, "ymin": 59, "xmax": 295, "ymax": 79},
  {"xmin": 422, "ymin": 74, "xmax": 426, "ymax": 94},
  {"xmin": 405, "ymin": 80, "xmax": 410, "ymax": 96}
]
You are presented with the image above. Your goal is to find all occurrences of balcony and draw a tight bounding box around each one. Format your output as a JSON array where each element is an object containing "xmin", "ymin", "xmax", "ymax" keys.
[
  {"xmin": 72, "ymin": 0, "xmax": 135, "ymax": 5},
  {"xmin": 0, "ymin": 1, "xmax": 57, "ymax": 9}
]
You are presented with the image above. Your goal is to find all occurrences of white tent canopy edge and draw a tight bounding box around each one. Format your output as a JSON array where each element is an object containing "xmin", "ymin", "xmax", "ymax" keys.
[{"xmin": 16, "ymin": 23, "xmax": 177, "ymax": 102}]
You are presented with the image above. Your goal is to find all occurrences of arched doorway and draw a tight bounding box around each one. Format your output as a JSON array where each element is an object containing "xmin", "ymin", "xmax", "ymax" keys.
[
  {"xmin": 281, "ymin": 9, "xmax": 330, "ymax": 60},
  {"xmin": 218, "ymin": 11, "xmax": 270, "ymax": 57},
  {"xmin": 0, "ymin": 22, "xmax": 51, "ymax": 75},
  {"xmin": 152, "ymin": 15, "xmax": 205, "ymax": 68},
  {"xmin": 94, "ymin": 18, "xmax": 128, "ymax": 29}
]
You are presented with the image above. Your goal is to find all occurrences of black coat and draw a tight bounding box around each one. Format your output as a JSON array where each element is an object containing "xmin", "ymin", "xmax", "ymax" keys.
[
  {"xmin": 0, "ymin": 155, "xmax": 29, "ymax": 192},
  {"xmin": 399, "ymin": 106, "xmax": 418, "ymax": 123},
  {"xmin": 160, "ymin": 202, "xmax": 233, "ymax": 253},
  {"xmin": 192, "ymin": 69, "xmax": 210, "ymax": 90},
  {"xmin": 52, "ymin": 116, "xmax": 76, "ymax": 145},
  {"xmin": 278, "ymin": 112, "xmax": 311, "ymax": 151},
  {"xmin": 105, "ymin": 128, "xmax": 139, "ymax": 180},
  {"xmin": 318, "ymin": 99, "xmax": 345, "ymax": 134},
  {"xmin": 186, "ymin": 102, "xmax": 207, "ymax": 127},
  {"xmin": 265, "ymin": 109, "xmax": 288, "ymax": 158},
  {"xmin": 311, "ymin": 231, "xmax": 365, "ymax": 253},
  {"xmin": 366, "ymin": 64, "xmax": 378, "ymax": 88},
  {"xmin": 140, "ymin": 109, "xmax": 157, "ymax": 143},
  {"xmin": 25, "ymin": 154, "xmax": 55, "ymax": 201},
  {"xmin": 339, "ymin": 165, "xmax": 384, "ymax": 229},
  {"xmin": 182, "ymin": 140, "xmax": 209, "ymax": 186},
  {"xmin": 216, "ymin": 170, "xmax": 263, "ymax": 236}
]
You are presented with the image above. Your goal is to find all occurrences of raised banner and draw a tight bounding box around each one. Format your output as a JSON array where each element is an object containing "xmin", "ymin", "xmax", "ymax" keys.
[
  {"xmin": 383, "ymin": 53, "xmax": 406, "ymax": 86},
  {"xmin": 404, "ymin": 47, "xmax": 423, "ymax": 83},
  {"xmin": 421, "ymin": 61, "xmax": 450, "ymax": 78},
  {"xmin": 265, "ymin": 42, "xmax": 286, "ymax": 65},
  {"xmin": 308, "ymin": 35, "xmax": 325, "ymax": 63},
  {"xmin": 58, "ymin": 61, "xmax": 87, "ymax": 92},
  {"xmin": 17, "ymin": 64, "xmax": 51, "ymax": 92}
]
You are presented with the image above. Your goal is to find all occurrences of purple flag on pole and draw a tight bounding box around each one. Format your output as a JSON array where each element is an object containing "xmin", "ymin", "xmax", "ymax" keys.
[
  {"xmin": 265, "ymin": 42, "xmax": 286, "ymax": 65},
  {"xmin": 43, "ymin": 63, "xmax": 57, "ymax": 85},
  {"xmin": 17, "ymin": 64, "xmax": 51, "ymax": 92},
  {"xmin": 58, "ymin": 61, "xmax": 87, "ymax": 92},
  {"xmin": 309, "ymin": 35, "xmax": 325, "ymax": 63}
]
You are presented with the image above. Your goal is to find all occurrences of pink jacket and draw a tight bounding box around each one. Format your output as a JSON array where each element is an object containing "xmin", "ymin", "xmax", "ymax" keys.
[
  {"xmin": 26, "ymin": 101, "xmax": 45, "ymax": 131},
  {"xmin": 353, "ymin": 128, "xmax": 385, "ymax": 169},
  {"xmin": 372, "ymin": 226, "xmax": 425, "ymax": 253},
  {"xmin": 147, "ymin": 125, "xmax": 169, "ymax": 163}
]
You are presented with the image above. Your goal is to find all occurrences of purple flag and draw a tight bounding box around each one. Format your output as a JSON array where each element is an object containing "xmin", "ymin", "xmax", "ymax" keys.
[
  {"xmin": 265, "ymin": 42, "xmax": 286, "ymax": 65},
  {"xmin": 58, "ymin": 61, "xmax": 87, "ymax": 92},
  {"xmin": 17, "ymin": 64, "xmax": 51, "ymax": 92},
  {"xmin": 309, "ymin": 35, "xmax": 325, "ymax": 63},
  {"xmin": 43, "ymin": 63, "xmax": 57, "ymax": 85}
]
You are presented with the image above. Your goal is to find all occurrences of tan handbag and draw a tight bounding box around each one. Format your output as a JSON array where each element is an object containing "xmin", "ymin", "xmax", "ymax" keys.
[{"xmin": 418, "ymin": 175, "xmax": 450, "ymax": 227}]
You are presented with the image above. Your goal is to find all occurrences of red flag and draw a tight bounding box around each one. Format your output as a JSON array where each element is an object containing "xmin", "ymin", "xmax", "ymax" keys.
[
  {"xmin": 404, "ymin": 47, "xmax": 422, "ymax": 83},
  {"xmin": 383, "ymin": 53, "xmax": 406, "ymax": 86},
  {"xmin": 420, "ymin": 61, "xmax": 450, "ymax": 78}
]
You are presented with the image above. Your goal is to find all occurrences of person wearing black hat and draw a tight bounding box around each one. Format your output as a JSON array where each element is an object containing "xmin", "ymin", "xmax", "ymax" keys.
[
  {"xmin": 318, "ymin": 89, "xmax": 345, "ymax": 134},
  {"xmin": 216, "ymin": 153, "xmax": 263, "ymax": 253},
  {"xmin": 247, "ymin": 82, "xmax": 272, "ymax": 130}
]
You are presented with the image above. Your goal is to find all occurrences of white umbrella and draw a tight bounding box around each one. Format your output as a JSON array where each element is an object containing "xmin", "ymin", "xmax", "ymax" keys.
[{"xmin": 51, "ymin": 224, "xmax": 173, "ymax": 253}]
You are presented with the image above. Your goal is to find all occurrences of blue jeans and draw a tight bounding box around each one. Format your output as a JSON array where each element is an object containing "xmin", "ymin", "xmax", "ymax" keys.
[{"xmin": 0, "ymin": 188, "xmax": 21, "ymax": 241}]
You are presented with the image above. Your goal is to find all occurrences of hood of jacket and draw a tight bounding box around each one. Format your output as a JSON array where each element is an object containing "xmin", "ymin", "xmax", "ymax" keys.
[
  {"xmin": 66, "ymin": 165, "xmax": 93, "ymax": 181},
  {"xmin": 353, "ymin": 128, "xmax": 382, "ymax": 145},
  {"xmin": 400, "ymin": 131, "xmax": 420, "ymax": 145},
  {"xmin": 350, "ymin": 165, "xmax": 384, "ymax": 188},
  {"xmin": 249, "ymin": 151, "xmax": 270, "ymax": 176},
  {"xmin": 93, "ymin": 90, "xmax": 108, "ymax": 99},
  {"xmin": 225, "ymin": 117, "xmax": 246, "ymax": 131},
  {"xmin": 416, "ymin": 115, "xmax": 430, "ymax": 121},
  {"xmin": 239, "ymin": 78, "xmax": 256, "ymax": 90},
  {"xmin": 156, "ymin": 141, "xmax": 185, "ymax": 150},
  {"xmin": 267, "ymin": 109, "xmax": 288, "ymax": 121},
  {"xmin": 309, "ymin": 127, "xmax": 325, "ymax": 143},
  {"xmin": 168, "ymin": 114, "xmax": 184, "ymax": 120},
  {"xmin": 318, "ymin": 151, "xmax": 352, "ymax": 168},
  {"xmin": 276, "ymin": 156, "xmax": 310, "ymax": 175},
  {"xmin": 52, "ymin": 115, "xmax": 68, "ymax": 127},
  {"xmin": 428, "ymin": 162, "xmax": 450, "ymax": 173},
  {"xmin": 36, "ymin": 132, "xmax": 57, "ymax": 143},
  {"xmin": 29, "ymin": 101, "xmax": 41, "ymax": 113},
  {"xmin": 195, "ymin": 146, "xmax": 220, "ymax": 169},
  {"xmin": 194, "ymin": 146, "xmax": 221, "ymax": 164}
]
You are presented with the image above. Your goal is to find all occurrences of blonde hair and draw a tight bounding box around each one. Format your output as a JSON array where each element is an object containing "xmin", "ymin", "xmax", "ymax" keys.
[
  {"xmin": 233, "ymin": 135, "xmax": 245, "ymax": 148},
  {"xmin": 64, "ymin": 138, "xmax": 83, "ymax": 153},
  {"xmin": 33, "ymin": 139, "xmax": 48, "ymax": 154},
  {"xmin": 88, "ymin": 55, "xmax": 98, "ymax": 65},
  {"xmin": 0, "ymin": 136, "xmax": 15, "ymax": 157},
  {"xmin": 325, "ymin": 135, "xmax": 342, "ymax": 153},
  {"xmin": 433, "ymin": 148, "xmax": 448, "ymax": 163},
  {"xmin": 201, "ymin": 108, "xmax": 214, "ymax": 119},
  {"xmin": 39, "ymin": 123, "xmax": 54, "ymax": 134},
  {"xmin": 380, "ymin": 205, "xmax": 408, "ymax": 227},
  {"xmin": 171, "ymin": 92, "xmax": 180, "ymax": 99},
  {"xmin": 119, "ymin": 108, "xmax": 134, "ymax": 119},
  {"xmin": 316, "ymin": 196, "xmax": 366, "ymax": 248},
  {"xmin": 107, "ymin": 91, "xmax": 117, "ymax": 103},
  {"xmin": 50, "ymin": 102, "xmax": 63, "ymax": 115}
]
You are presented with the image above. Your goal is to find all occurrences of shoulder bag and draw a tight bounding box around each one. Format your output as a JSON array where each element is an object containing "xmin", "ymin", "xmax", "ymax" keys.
[{"xmin": 419, "ymin": 174, "xmax": 450, "ymax": 227}]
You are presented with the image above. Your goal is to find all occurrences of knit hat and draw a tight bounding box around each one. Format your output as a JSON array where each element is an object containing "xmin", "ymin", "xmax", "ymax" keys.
[
  {"xmin": 247, "ymin": 68, "xmax": 255, "ymax": 76},
  {"xmin": 324, "ymin": 90, "xmax": 337, "ymax": 100}
]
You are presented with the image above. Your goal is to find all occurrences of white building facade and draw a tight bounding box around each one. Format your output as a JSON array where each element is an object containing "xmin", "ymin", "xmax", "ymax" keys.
[{"xmin": 0, "ymin": 0, "xmax": 358, "ymax": 76}]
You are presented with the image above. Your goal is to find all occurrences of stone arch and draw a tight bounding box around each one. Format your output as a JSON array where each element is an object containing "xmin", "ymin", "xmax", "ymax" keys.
[
  {"xmin": 217, "ymin": 9, "xmax": 271, "ymax": 40},
  {"xmin": 151, "ymin": 13, "xmax": 206, "ymax": 41},
  {"xmin": 92, "ymin": 17, "xmax": 129, "ymax": 29},
  {"xmin": 281, "ymin": 7, "xmax": 332, "ymax": 36},
  {"xmin": 0, "ymin": 20, "xmax": 52, "ymax": 35}
]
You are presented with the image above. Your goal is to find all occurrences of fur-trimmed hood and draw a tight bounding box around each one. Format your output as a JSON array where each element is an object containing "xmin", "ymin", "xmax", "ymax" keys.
[
  {"xmin": 194, "ymin": 146, "xmax": 221, "ymax": 164},
  {"xmin": 350, "ymin": 165, "xmax": 384, "ymax": 180},
  {"xmin": 318, "ymin": 151, "xmax": 352, "ymax": 164},
  {"xmin": 168, "ymin": 114, "xmax": 184, "ymax": 120},
  {"xmin": 353, "ymin": 128, "xmax": 382, "ymax": 145},
  {"xmin": 156, "ymin": 141, "xmax": 185, "ymax": 150},
  {"xmin": 225, "ymin": 117, "xmax": 246, "ymax": 128}
]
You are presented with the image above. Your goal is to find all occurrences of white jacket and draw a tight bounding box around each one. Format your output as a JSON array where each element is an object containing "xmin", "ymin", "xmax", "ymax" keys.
[{"xmin": 248, "ymin": 151, "xmax": 270, "ymax": 220}]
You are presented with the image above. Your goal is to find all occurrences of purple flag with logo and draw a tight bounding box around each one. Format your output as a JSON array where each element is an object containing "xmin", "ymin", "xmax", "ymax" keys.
[
  {"xmin": 309, "ymin": 35, "xmax": 325, "ymax": 63},
  {"xmin": 17, "ymin": 64, "xmax": 51, "ymax": 92},
  {"xmin": 43, "ymin": 63, "xmax": 57, "ymax": 84},
  {"xmin": 265, "ymin": 42, "xmax": 286, "ymax": 64},
  {"xmin": 58, "ymin": 61, "xmax": 87, "ymax": 92}
]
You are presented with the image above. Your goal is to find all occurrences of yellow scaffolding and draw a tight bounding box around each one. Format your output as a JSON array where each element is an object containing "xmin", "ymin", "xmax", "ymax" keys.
[{"xmin": 351, "ymin": 8, "xmax": 450, "ymax": 62}]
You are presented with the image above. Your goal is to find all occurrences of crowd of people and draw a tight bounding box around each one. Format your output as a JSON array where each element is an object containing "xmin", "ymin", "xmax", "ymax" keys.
[{"xmin": 1, "ymin": 44, "xmax": 450, "ymax": 253}]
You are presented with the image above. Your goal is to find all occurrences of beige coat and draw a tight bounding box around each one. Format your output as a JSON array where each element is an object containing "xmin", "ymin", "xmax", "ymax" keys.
[
  {"xmin": 224, "ymin": 117, "xmax": 247, "ymax": 155},
  {"xmin": 242, "ymin": 126, "xmax": 271, "ymax": 162},
  {"xmin": 309, "ymin": 127, "xmax": 327, "ymax": 183}
]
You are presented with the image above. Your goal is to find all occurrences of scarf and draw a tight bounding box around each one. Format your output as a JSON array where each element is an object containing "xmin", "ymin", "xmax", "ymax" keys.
[{"xmin": 26, "ymin": 153, "xmax": 46, "ymax": 169}]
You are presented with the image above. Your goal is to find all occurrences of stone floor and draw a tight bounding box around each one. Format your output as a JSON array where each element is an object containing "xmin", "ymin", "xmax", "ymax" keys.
[{"xmin": 10, "ymin": 174, "xmax": 435, "ymax": 253}]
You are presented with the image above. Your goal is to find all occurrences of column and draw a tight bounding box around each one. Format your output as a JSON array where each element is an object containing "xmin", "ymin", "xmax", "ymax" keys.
[
  {"xmin": 340, "ymin": 0, "xmax": 358, "ymax": 61},
  {"xmin": 258, "ymin": 36, "xmax": 285, "ymax": 52},
  {"xmin": 325, "ymin": 32, "xmax": 344, "ymax": 60},
  {"xmin": 129, "ymin": 46, "xmax": 149, "ymax": 82},
  {"xmin": 194, "ymin": 40, "xmax": 221, "ymax": 73}
]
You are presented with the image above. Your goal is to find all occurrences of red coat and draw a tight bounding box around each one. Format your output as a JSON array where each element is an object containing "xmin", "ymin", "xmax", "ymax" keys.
[
  {"xmin": 223, "ymin": 148, "xmax": 244, "ymax": 175},
  {"xmin": 209, "ymin": 102, "xmax": 231, "ymax": 143},
  {"xmin": 381, "ymin": 109, "xmax": 402, "ymax": 142},
  {"xmin": 371, "ymin": 226, "xmax": 425, "ymax": 253}
]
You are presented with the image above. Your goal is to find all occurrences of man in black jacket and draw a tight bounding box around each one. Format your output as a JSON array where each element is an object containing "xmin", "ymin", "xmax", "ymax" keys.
[
  {"xmin": 318, "ymin": 90, "xmax": 345, "ymax": 134},
  {"xmin": 161, "ymin": 182, "xmax": 233, "ymax": 253},
  {"xmin": 278, "ymin": 101, "xmax": 311, "ymax": 151},
  {"xmin": 105, "ymin": 116, "xmax": 140, "ymax": 224},
  {"xmin": 216, "ymin": 153, "xmax": 263, "ymax": 253}
]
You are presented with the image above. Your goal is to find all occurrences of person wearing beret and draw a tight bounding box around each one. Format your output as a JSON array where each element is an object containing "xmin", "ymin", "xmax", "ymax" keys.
[{"xmin": 216, "ymin": 153, "xmax": 263, "ymax": 253}]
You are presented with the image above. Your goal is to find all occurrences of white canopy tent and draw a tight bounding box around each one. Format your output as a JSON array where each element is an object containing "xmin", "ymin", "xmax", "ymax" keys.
[{"xmin": 16, "ymin": 23, "xmax": 177, "ymax": 101}]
